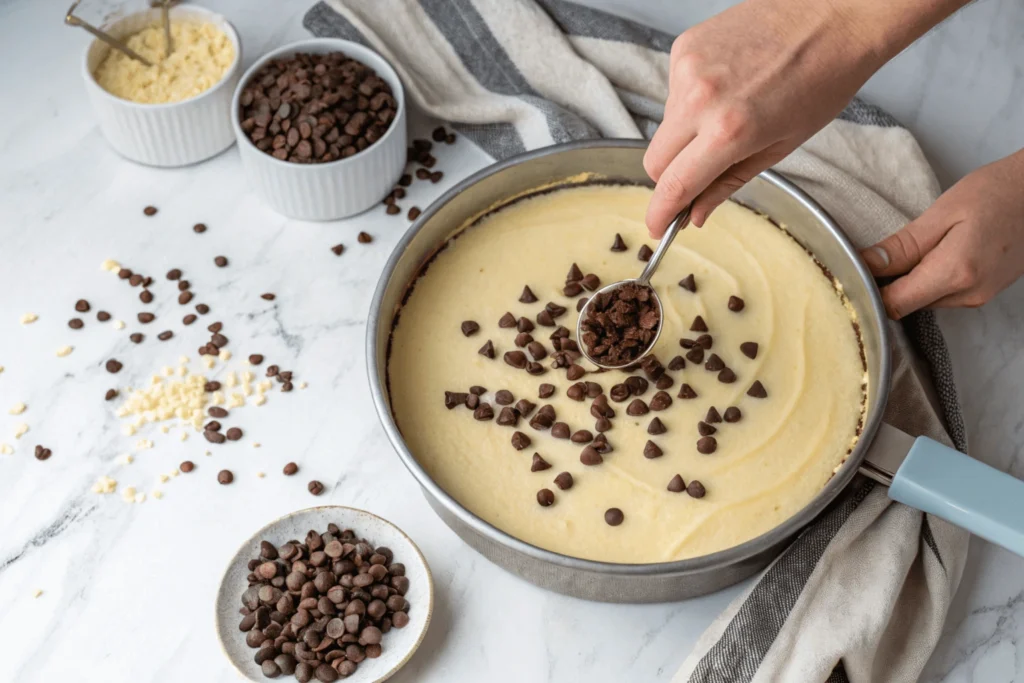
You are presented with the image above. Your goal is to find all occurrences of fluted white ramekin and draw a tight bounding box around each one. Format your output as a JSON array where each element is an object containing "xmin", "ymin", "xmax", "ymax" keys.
[
  {"xmin": 82, "ymin": 6, "xmax": 242, "ymax": 167},
  {"xmin": 231, "ymin": 39, "xmax": 408, "ymax": 221}
]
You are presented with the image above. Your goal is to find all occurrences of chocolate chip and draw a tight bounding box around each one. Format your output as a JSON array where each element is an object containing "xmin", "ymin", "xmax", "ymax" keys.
[
  {"xmin": 308, "ymin": 480, "xmax": 325, "ymax": 496},
  {"xmin": 331, "ymin": 244, "xmax": 345, "ymax": 256},
  {"xmin": 283, "ymin": 462, "xmax": 299, "ymax": 476},
  {"xmin": 570, "ymin": 429, "xmax": 593, "ymax": 444},
  {"xmin": 358, "ymin": 232, "xmax": 373, "ymax": 244},
  {"xmin": 585, "ymin": 381, "xmax": 602, "ymax": 398},
  {"xmin": 104, "ymin": 388, "xmax": 119, "ymax": 401},
  {"xmin": 511, "ymin": 431, "xmax": 531, "ymax": 450},
  {"xmin": 551, "ymin": 422, "xmax": 570, "ymax": 439},
  {"xmin": 626, "ymin": 398, "xmax": 648, "ymax": 416},
  {"xmin": 595, "ymin": 416, "xmax": 612, "ymax": 432},
  {"xmin": 566, "ymin": 263, "xmax": 583, "ymax": 282},
  {"xmin": 610, "ymin": 233, "xmax": 627, "ymax": 252},
  {"xmin": 637, "ymin": 245, "xmax": 653, "ymax": 262},
  {"xmin": 385, "ymin": 203, "xmax": 401, "ymax": 215},
  {"xmin": 166, "ymin": 269, "xmax": 182, "ymax": 281},
  {"xmin": 34, "ymin": 445, "xmax": 52, "ymax": 461},
  {"xmin": 536, "ymin": 309, "xmax": 555, "ymax": 327},
  {"xmin": 518, "ymin": 285, "xmax": 538, "ymax": 304},
  {"xmin": 566, "ymin": 364, "xmax": 585, "ymax": 380},
  {"xmin": 218, "ymin": 469, "xmax": 233, "ymax": 484},
  {"xmin": 687, "ymin": 480, "xmax": 707, "ymax": 498},
  {"xmin": 399, "ymin": 174, "xmax": 413, "ymax": 187},
  {"xmin": 563, "ymin": 281, "xmax": 583, "ymax": 297},
  {"xmin": 667, "ymin": 356, "xmax": 685, "ymax": 371},
  {"xmin": 592, "ymin": 434, "xmax": 613, "ymax": 453},
  {"xmin": 698, "ymin": 421, "xmax": 717, "ymax": 436},
  {"xmin": 527, "ymin": 341, "xmax": 547, "ymax": 361},
  {"xmin": 623, "ymin": 377, "xmax": 647, "ymax": 396},
  {"xmin": 130, "ymin": 332, "xmax": 144, "ymax": 344},
  {"xmin": 705, "ymin": 354, "xmax": 725, "ymax": 372},
  {"xmin": 517, "ymin": 317, "xmax": 535, "ymax": 333},
  {"xmin": 590, "ymin": 394, "xmax": 614, "ymax": 419},
  {"xmin": 705, "ymin": 406, "xmax": 722, "ymax": 423},
  {"xmin": 408, "ymin": 207, "xmax": 421, "ymax": 220},
  {"xmin": 514, "ymin": 332, "xmax": 533, "ymax": 347},
  {"xmin": 655, "ymin": 374, "xmax": 674, "ymax": 390},
  {"xmin": 529, "ymin": 405, "xmax": 556, "ymax": 430},
  {"xmin": 538, "ymin": 384, "xmax": 555, "ymax": 399},
  {"xmin": 668, "ymin": 474, "xmax": 686, "ymax": 492},
  {"xmin": 536, "ymin": 489, "xmax": 555, "ymax": 507},
  {"xmin": 566, "ymin": 383, "xmax": 585, "ymax": 401},
  {"xmin": 143, "ymin": 205, "xmax": 157, "ymax": 216},
  {"xmin": 470, "ymin": 386, "xmax": 486, "ymax": 395},
  {"xmin": 248, "ymin": 354, "xmax": 264, "ymax": 366},
  {"xmin": 473, "ymin": 403, "xmax": 494, "ymax": 421},
  {"xmin": 581, "ymin": 274, "xmax": 601, "ymax": 292},
  {"xmin": 678, "ymin": 274, "xmax": 697, "ymax": 292},
  {"xmin": 503, "ymin": 351, "xmax": 527, "ymax": 369},
  {"xmin": 690, "ymin": 316, "xmax": 707, "ymax": 332},
  {"xmin": 209, "ymin": 407, "xmax": 229, "ymax": 418},
  {"xmin": 157, "ymin": 330, "xmax": 173, "ymax": 341},
  {"xmin": 696, "ymin": 436, "xmax": 717, "ymax": 454},
  {"xmin": 178, "ymin": 291, "xmax": 193, "ymax": 305},
  {"xmin": 105, "ymin": 359, "xmax": 122, "ymax": 373},
  {"xmin": 677, "ymin": 384, "xmax": 697, "ymax": 399},
  {"xmin": 494, "ymin": 390, "xmax": 514, "ymax": 405},
  {"xmin": 139, "ymin": 290, "xmax": 154, "ymax": 304},
  {"xmin": 498, "ymin": 312, "xmax": 517, "ymax": 328},
  {"xmin": 460, "ymin": 320, "xmax": 479, "ymax": 336},
  {"xmin": 643, "ymin": 441, "xmax": 663, "ymax": 459},
  {"xmin": 226, "ymin": 427, "xmax": 243, "ymax": 441},
  {"xmin": 647, "ymin": 417, "xmax": 667, "ymax": 435},
  {"xmin": 183, "ymin": 314, "xmax": 197, "ymax": 325},
  {"xmin": 718, "ymin": 368, "xmax": 737, "ymax": 383},
  {"xmin": 497, "ymin": 407, "xmax": 519, "ymax": 426},
  {"xmin": 576, "ymin": 297, "xmax": 588, "ymax": 313},
  {"xmin": 193, "ymin": 223, "xmax": 207, "ymax": 233},
  {"xmin": 196, "ymin": 304, "xmax": 210, "ymax": 315},
  {"xmin": 97, "ymin": 311, "xmax": 111, "ymax": 322},
  {"xmin": 604, "ymin": 508, "xmax": 624, "ymax": 526},
  {"xmin": 214, "ymin": 255, "xmax": 228, "ymax": 267},
  {"xmin": 724, "ymin": 406, "xmax": 742, "ymax": 422},
  {"xmin": 430, "ymin": 171, "xmax": 444, "ymax": 183},
  {"xmin": 747, "ymin": 380, "xmax": 768, "ymax": 398},
  {"xmin": 580, "ymin": 446, "xmax": 603, "ymax": 466},
  {"xmin": 685, "ymin": 347, "xmax": 705, "ymax": 364},
  {"xmin": 740, "ymin": 342, "xmax": 759, "ymax": 359},
  {"xmin": 68, "ymin": 318, "xmax": 84, "ymax": 329},
  {"xmin": 514, "ymin": 399, "xmax": 536, "ymax": 417},
  {"xmin": 553, "ymin": 472, "xmax": 573, "ymax": 491},
  {"xmin": 531, "ymin": 453, "xmax": 552, "ymax": 471},
  {"xmin": 74, "ymin": 299, "xmax": 90, "ymax": 313},
  {"xmin": 478, "ymin": 340, "xmax": 495, "ymax": 358},
  {"xmin": 728, "ymin": 296, "xmax": 745, "ymax": 312},
  {"xmin": 609, "ymin": 384, "xmax": 630, "ymax": 402},
  {"xmin": 649, "ymin": 391, "xmax": 672, "ymax": 411}
]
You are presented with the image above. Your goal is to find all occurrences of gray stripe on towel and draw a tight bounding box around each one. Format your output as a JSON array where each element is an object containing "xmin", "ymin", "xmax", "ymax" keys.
[
  {"xmin": 302, "ymin": 2, "xmax": 370, "ymax": 46},
  {"xmin": 535, "ymin": 0, "xmax": 674, "ymax": 52},
  {"xmin": 688, "ymin": 479, "xmax": 876, "ymax": 683}
]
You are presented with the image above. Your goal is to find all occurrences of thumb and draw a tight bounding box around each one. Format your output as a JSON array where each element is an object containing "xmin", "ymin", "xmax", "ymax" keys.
[{"xmin": 860, "ymin": 209, "xmax": 953, "ymax": 277}]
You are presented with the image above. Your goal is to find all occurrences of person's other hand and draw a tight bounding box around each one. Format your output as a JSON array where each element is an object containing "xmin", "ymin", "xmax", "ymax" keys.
[{"xmin": 861, "ymin": 150, "xmax": 1024, "ymax": 319}]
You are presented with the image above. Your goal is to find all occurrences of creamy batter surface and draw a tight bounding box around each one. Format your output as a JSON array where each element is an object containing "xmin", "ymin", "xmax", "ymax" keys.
[{"xmin": 388, "ymin": 184, "xmax": 865, "ymax": 563}]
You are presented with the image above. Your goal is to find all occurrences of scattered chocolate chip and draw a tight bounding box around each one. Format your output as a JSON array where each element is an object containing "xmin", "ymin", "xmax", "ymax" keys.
[
  {"xmin": 139, "ymin": 289, "xmax": 154, "ymax": 304},
  {"xmin": 248, "ymin": 354, "xmax": 264, "ymax": 365},
  {"xmin": 580, "ymin": 445, "xmax": 603, "ymax": 466},
  {"xmin": 668, "ymin": 474, "xmax": 686, "ymax": 492},
  {"xmin": 143, "ymin": 205, "xmax": 157, "ymax": 216},
  {"xmin": 196, "ymin": 304, "xmax": 210, "ymax": 315},
  {"xmin": 34, "ymin": 445, "xmax": 52, "ymax": 461},
  {"xmin": 478, "ymin": 340, "xmax": 495, "ymax": 359},
  {"xmin": 226, "ymin": 427, "xmax": 243, "ymax": 441},
  {"xmin": 655, "ymin": 374, "xmax": 674, "ymax": 390},
  {"xmin": 647, "ymin": 417, "xmax": 667, "ymax": 435},
  {"xmin": 497, "ymin": 407, "xmax": 519, "ymax": 426},
  {"xmin": 649, "ymin": 391, "xmax": 672, "ymax": 411},
  {"xmin": 511, "ymin": 431, "xmax": 531, "ymax": 450},
  {"xmin": 643, "ymin": 440, "xmax": 663, "ymax": 459},
  {"xmin": 626, "ymin": 398, "xmax": 649, "ymax": 416},
  {"xmin": 97, "ymin": 311, "xmax": 111, "ymax": 322},
  {"xmin": 399, "ymin": 174, "xmax": 413, "ymax": 187},
  {"xmin": 503, "ymin": 350, "xmax": 528, "ymax": 369},
  {"xmin": 553, "ymin": 472, "xmax": 574, "ymax": 491},
  {"xmin": 178, "ymin": 291, "xmax": 194, "ymax": 305},
  {"xmin": 460, "ymin": 321, "xmax": 479, "ymax": 337},
  {"xmin": 696, "ymin": 436, "xmax": 717, "ymax": 455},
  {"xmin": 469, "ymin": 386, "xmax": 486, "ymax": 396},
  {"xmin": 551, "ymin": 422, "xmax": 570, "ymax": 439},
  {"xmin": 105, "ymin": 359, "xmax": 122, "ymax": 373},
  {"xmin": 685, "ymin": 347, "xmax": 705, "ymax": 364},
  {"xmin": 624, "ymin": 377, "xmax": 648, "ymax": 395},
  {"xmin": 68, "ymin": 318, "xmax": 84, "ymax": 329},
  {"xmin": 526, "ymin": 341, "xmax": 547, "ymax": 361},
  {"xmin": 570, "ymin": 429, "xmax": 593, "ymax": 444},
  {"xmin": 566, "ymin": 263, "xmax": 583, "ymax": 282},
  {"xmin": 538, "ymin": 384, "xmax": 555, "ymax": 399},
  {"xmin": 667, "ymin": 356, "xmax": 685, "ymax": 371},
  {"xmin": 157, "ymin": 330, "xmax": 173, "ymax": 341},
  {"xmin": 517, "ymin": 317, "xmax": 535, "ymax": 334},
  {"xmin": 408, "ymin": 206, "xmax": 421, "ymax": 221},
  {"xmin": 105, "ymin": 388, "xmax": 119, "ymax": 401},
  {"xmin": 183, "ymin": 314, "xmax": 197, "ymax": 325},
  {"xmin": 637, "ymin": 245, "xmax": 653, "ymax": 262},
  {"xmin": 517, "ymin": 285, "xmax": 539, "ymax": 304},
  {"xmin": 358, "ymin": 232, "xmax": 373, "ymax": 244},
  {"xmin": 214, "ymin": 255, "xmax": 228, "ymax": 268},
  {"xmin": 129, "ymin": 333, "xmax": 144, "ymax": 344},
  {"xmin": 595, "ymin": 416, "xmax": 612, "ymax": 432},
  {"xmin": 193, "ymin": 223, "xmax": 207, "ymax": 233},
  {"xmin": 610, "ymin": 233, "xmax": 627, "ymax": 252},
  {"xmin": 429, "ymin": 171, "xmax": 443, "ymax": 183},
  {"xmin": 74, "ymin": 299, "xmax": 90, "ymax": 313},
  {"xmin": 747, "ymin": 380, "xmax": 768, "ymax": 398},
  {"xmin": 536, "ymin": 488, "xmax": 555, "ymax": 507},
  {"xmin": 677, "ymin": 384, "xmax": 697, "ymax": 399},
  {"xmin": 331, "ymin": 244, "xmax": 345, "ymax": 256},
  {"xmin": 687, "ymin": 480, "xmax": 707, "ymax": 498},
  {"xmin": 283, "ymin": 462, "xmax": 299, "ymax": 476},
  {"xmin": 576, "ymin": 297, "xmax": 588, "ymax": 313},
  {"xmin": 698, "ymin": 421, "xmax": 717, "ymax": 436},
  {"xmin": 604, "ymin": 508, "xmax": 624, "ymax": 526},
  {"xmin": 718, "ymin": 368, "xmax": 737, "ymax": 383},
  {"xmin": 705, "ymin": 406, "xmax": 722, "ymax": 423},
  {"xmin": 705, "ymin": 354, "xmax": 725, "ymax": 372},
  {"xmin": 166, "ymin": 269, "xmax": 182, "ymax": 281},
  {"xmin": 536, "ymin": 309, "xmax": 555, "ymax": 327},
  {"xmin": 563, "ymin": 281, "xmax": 583, "ymax": 297},
  {"xmin": 308, "ymin": 480, "xmax": 325, "ymax": 496},
  {"xmin": 218, "ymin": 469, "xmax": 233, "ymax": 484},
  {"xmin": 724, "ymin": 406, "xmax": 742, "ymax": 423},
  {"xmin": 515, "ymin": 332, "xmax": 533, "ymax": 347},
  {"xmin": 740, "ymin": 342, "xmax": 759, "ymax": 359},
  {"xmin": 136, "ymin": 312, "xmax": 154, "ymax": 324},
  {"xmin": 531, "ymin": 453, "xmax": 552, "ymax": 471},
  {"xmin": 473, "ymin": 403, "xmax": 494, "ymax": 421},
  {"xmin": 566, "ymin": 364, "xmax": 585, "ymax": 380},
  {"xmin": 566, "ymin": 383, "xmax": 585, "ymax": 401},
  {"xmin": 581, "ymin": 274, "xmax": 601, "ymax": 292},
  {"xmin": 678, "ymin": 274, "xmax": 697, "ymax": 292},
  {"xmin": 690, "ymin": 316, "xmax": 707, "ymax": 332},
  {"xmin": 585, "ymin": 381, "xmax": 602, "ymax": 398},
  {"xmin": 385, "ymin": 204, "xmax": 401, "ymax": 215},
  {"xmin": 494, "ymin": 390, "xmax": 514, "ymax": 405},
  {"xmin": 609, "ymin": 384, "xmax": 630, "ymax": 402},
  {"xmin": 498, "ymin": 312, "xmax": 517, "ymax": 328},
  {"xmin": 728, "ymin": 296, "xmax": 745, "ymax": 312},
  {"xmin": 180, "ymin": 460, "xmax": 195, "ymax": 473}
]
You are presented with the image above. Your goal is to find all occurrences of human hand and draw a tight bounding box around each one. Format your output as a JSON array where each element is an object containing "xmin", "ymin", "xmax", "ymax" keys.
[
  {"xmin": 644, "ymin": 0, "xmax": 972, "ymax": 236},
  {"xmin": 861, "ymin": 150, "xmax": 1024, "ymax": 319}
]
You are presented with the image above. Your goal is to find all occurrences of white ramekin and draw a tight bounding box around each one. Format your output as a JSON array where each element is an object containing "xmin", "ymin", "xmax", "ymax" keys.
[
  {"xmin": 231, "ymin": 38, "xmax": 408, "ymax": 221},
  {"xmin": 82, "ymin": 6, "xmax": 242, "ymax": 167}
]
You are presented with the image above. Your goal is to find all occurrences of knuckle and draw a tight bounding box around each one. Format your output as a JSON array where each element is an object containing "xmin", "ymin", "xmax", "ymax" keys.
[
  {"xmin": 711, "ymin": 106, "xmax": 753, "ymax": 147},
  {"xmin": 658, "ymin": 169, "xmax": 689, "ymax": 204},
  {"xmin": 888, "ymin": 231, "xmax": 923, "ymax": 267},
  {"xmin": 950, "ymin": 259, "xmax": 980, "ymax": 290},
  {"xmin": 686, "ymin": 76, "xmax": 718, "ymax": 109}
]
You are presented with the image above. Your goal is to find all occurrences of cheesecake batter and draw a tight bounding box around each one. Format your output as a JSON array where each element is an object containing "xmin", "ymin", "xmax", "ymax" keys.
[{"xmin": 388, "ymin": 183, "xmax": 865, "ymax": 563}]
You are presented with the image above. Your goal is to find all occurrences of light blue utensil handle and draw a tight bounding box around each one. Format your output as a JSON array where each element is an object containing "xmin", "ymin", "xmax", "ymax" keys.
[{"xmin": 889, "ymin": 436, "xmax": 1024, "ymax": 556}]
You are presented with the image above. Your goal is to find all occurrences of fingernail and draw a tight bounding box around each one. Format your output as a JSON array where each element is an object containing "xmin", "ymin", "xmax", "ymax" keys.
[{"xmin": 863, "ymin": 246, "xmax": 890, "ymax": 271}]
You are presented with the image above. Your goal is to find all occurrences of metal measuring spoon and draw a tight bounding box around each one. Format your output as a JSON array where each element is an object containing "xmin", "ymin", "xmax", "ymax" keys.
[
  {"xmin": 576, "ymin": 206, "xmax": 691, "ymax": 370},
  {"xmin": 65, "ymin": 1, "xmax": 154, "ymax": 67},
  {"xmin": 161, "ymin": 0, "xmax": 173, "ymax": 58}
]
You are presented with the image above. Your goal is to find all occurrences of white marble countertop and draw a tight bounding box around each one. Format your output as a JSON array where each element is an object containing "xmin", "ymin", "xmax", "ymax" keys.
[{"xmin": 1, "ymin": 1, "xmax": 1022, "ymax": 681}]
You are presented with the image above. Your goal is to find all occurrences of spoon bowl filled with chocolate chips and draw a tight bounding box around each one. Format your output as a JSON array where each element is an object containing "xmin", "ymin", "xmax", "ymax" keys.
[{"xmin": 576, "ymin": 206, "xmax": 690, "ymax": 369}]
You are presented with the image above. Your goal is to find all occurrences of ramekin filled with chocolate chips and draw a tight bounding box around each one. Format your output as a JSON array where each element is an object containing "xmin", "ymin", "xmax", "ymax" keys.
[{"xmin": 231, "ymin": 39, "xmax": 407, "ymax": 220}]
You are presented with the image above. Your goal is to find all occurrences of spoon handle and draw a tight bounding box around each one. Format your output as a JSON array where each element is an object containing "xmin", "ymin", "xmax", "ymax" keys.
[{"xmin": 637, "ymin": 206, "xmax": 691, "ymax": 287}]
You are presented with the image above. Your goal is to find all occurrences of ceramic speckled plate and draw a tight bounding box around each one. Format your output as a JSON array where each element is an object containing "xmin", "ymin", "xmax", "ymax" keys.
[{"xmin": 216, "ymin": 506, "xmax": 433, "ymax": 682}]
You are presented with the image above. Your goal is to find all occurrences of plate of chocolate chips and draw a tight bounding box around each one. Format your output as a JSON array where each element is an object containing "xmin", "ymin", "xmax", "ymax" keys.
[{"xmin": 216, "ymin": 506, "xmax": 433, "ymax": 681}]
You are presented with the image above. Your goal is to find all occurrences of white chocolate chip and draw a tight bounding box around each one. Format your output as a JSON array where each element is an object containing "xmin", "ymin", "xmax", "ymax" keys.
[
  {"xmin": 241, "ymin": 370, "xmax": 255, "ymax": 383},
  {"xmin": 229, "ymin": 393, "xmax": 245, "ymax": 408},
  {"xmin": 162, "ymin": 366, "xmax": 174, "ymax": 377},
  {"xmin": 177, "ymin": 366, "xmax": 188, "ymax": 377},
  {"xmin": 179, "ymin": 432, "xmax": 189, "ymax": 441},
  {"xmin": 152, "ymin": 490, "xmax": 164, "ymax": 500},
  {"xmin": 13, "ymin": 423, "xmax": 29, "ymax": 439},
  {"xmin": 158, "ymin": 473, "xmax": 170, "ymax": 483},
  {"xmin": 113, "ymin": 320, "xmax": 126, "ymax": 330},
  {"xmin": 170, "ymin": 468, "xmax": 180, "ymax": 477},
  {"xmin": 117, "ymin": 453, "xmax": 134, "ymax": 465},
  {"xmin": 56, "ymin": 345, "xmax": 74, "ymax": 357},
  {"xmin": 101, "ymin": 258, "xmax": 120, "ymax": 272},
  {"xmin": 178, "ymin": 355, "xmax": 190, "ymax": 365},
  {"xmin": 121, "ymin": 486, "xmax": 137, "ymax": 503},
  {"xmin": 160, "ymin": 424, "xmax": 170, "ymax": 434},
  {"xmin": 252, "ymin": 442, "xmax": 261, "ymax": 448},
  {"xmin": 134, "ymin": 492, "xmax": 147, "ymax": 504},
  {"xmin": 218, "ymin": 349, "xmax": 232, "ymax": 361},
  {"xmin": 0, "ymin": 443, "xmax": 13, "ymax": 455},
  {"xmin": 256, "ymin": 471, "xmax": 266, "ymax": 478},
  {"xmin": 135, "ymin": 439, "xmax": 154, "ymax": 450},
  {"xmin": 253, "ymin": 395, "xmax": 267, "ymax": 406},
  {"xmin": 121, "ymin": 424, "xmax": 136, "ymax": 437},
  {"xmin": 0, "ymin": 366, "xmax": 5, "ymax": 374},
  {"xmin": 91, "ymin": 475, "xmax": 118, "ymax": 494},
  {"xmin": 20, "ymin": 313, "xmax": 38, "ymax": 325},
  {"xmin": 9, "ymin": 402, "xmax": 26, "ymax": 415},
  {"xmin": 211, "ymin": 391, "xmax": 225, "ymax": 406},
  {"xmin": 32, "ymin": 589, "xmax": 43, "ymax": 598},
  {"xmin": 224, "ymin": 372, "xmax": 237, "ymax": 388},
  {"xmin": 298, "ymin": 382, "xmax": 308, "ymax": 390},
  {"xmin": 241, "ymin": 383, "xmax": 254, "ymax": 397},
  {"xmin": 203, "ymin": 357, "xmax": 216, "ymax": 370}
]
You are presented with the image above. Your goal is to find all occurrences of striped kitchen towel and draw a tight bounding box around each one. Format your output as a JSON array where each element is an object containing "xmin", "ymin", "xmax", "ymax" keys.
[{"xmin": 303, "ymin": 1, "xmax": 970, "ymax": 681}]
